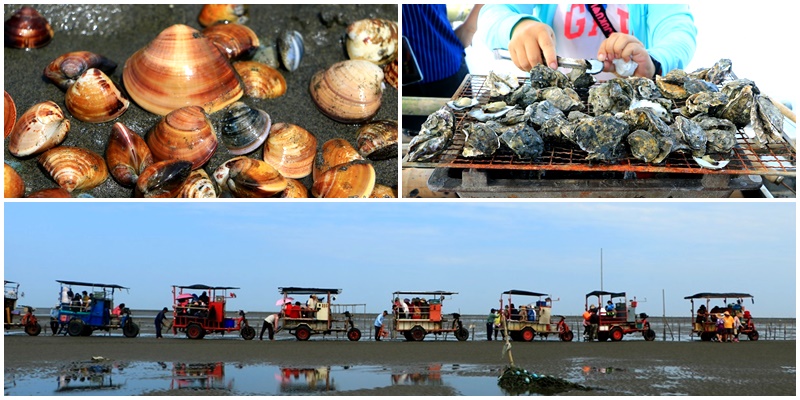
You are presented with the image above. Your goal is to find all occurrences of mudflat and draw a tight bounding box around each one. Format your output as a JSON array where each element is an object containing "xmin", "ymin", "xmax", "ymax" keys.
[{"xmin": 4, "ymin": 335, "xmax": 795, "ymax": 395}]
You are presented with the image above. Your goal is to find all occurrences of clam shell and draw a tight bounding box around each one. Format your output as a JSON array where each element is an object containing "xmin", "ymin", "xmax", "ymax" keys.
[
  {"xmin": 356, "ymin": 120, "xmax": 398, "ymax": 160},
  {"xmin": 8, "ymin": 101, "xmax": 70, "ymax": 157},
  {"xmin": 26, "ymin": 187, "xmax": 72, "ymax": 198},
  {"xmin": 369, "ymin": 184, "xmax": 397, "ymax": 198},
  {"xmin": 147, "ymin": 106, "xmax": 218, "ymax": 170},
  {"xmin": 203, "ymin": 23, "xmax": 260, "ymax": 60},
  {"xmin": 177, "ymin": 169, "xmax": 217, "ymax": 198},
  {"xmin": 123, "ymin": 24, "xmax": 243, "ymax": 116},
  {"xmin": 281, "ymin": 178, "xmax": 308, "ymax": 198},
  {"xmin": 198, "ymin": 4, "xmax": 249, "ymax": 27},
  {"xmin": 309, "ymin": 60, "xmax": 384, "ymax": 123},
  {"xmin": 4, "ymin": 163, "xmax": 25, "ymax": 198},
  {"xmin": 213, "ymin": 156, "xmax": 287, "ymax": 198},
  {"xmin": 278, "ymin": 30, "xmax": 304, "ymax": 71},
  {"xmin": 233, "ymin": 61, "xmax": 287, "ymax": 99},
  {"xmin": 219, "ymin": 102, "xmax": 271, "ymax": 155},
  {"xmin": 384, "ymin": 59, "xmax": 398, "ymax": 89},
  {"xmin": 313, "ymin": 138, "xmax": 364, "ymax": 181},
  {"xmin": 4, "ymin": 6, "xmax": 53, "ymax": 49},
  {"xmin": 38, "ymin": 146, "xmax": 108, "ymax": 193},
  {"xmin": 43, "ymin": 51, "xmax": 117, "ymax": 91},
  {"xmin": 345, "ymin": 18, "xmax": 398, "ymax": 66},
  {"xmin": 135, "ymin": 160, "xmax": 193, "ymax": 198},
  {"xmin": 106, "ymin": 122, "xmax": 154, "ymax": 187},
  {"xmin": 312, "ymin": 160, "xmax": 375, "ymax": 198},
  {"xmin": 262, "ymin": 122, "xmax": 317, "ymax": 179},
  {"xmin": 65, "ymin": 68, "xmax": 129, "ymax": 123},
  {"xmin": 4, "ymin": 91, "xmax": 16, "ymax": 138}
]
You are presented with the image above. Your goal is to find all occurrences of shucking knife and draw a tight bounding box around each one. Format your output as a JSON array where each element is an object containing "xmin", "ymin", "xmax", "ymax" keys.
[{"xmin": 492, "ymin": 48, "xmax": 604, "ymax": 75}]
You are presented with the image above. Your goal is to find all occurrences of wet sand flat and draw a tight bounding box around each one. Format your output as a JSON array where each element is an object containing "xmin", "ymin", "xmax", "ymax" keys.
[{"xmin": 4, "ymin": 336, "xmax": 795, "ymax": 395}]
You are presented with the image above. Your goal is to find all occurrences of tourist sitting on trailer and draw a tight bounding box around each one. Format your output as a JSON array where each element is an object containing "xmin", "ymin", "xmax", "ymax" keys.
[
  {"xmin": 696, "ymin": 305, "xmax": 708, "ymax": 323},
  {"xmin": 71, "ymin": 293, "xmax": 83, "ymax": 311},
  {"xmin": 527, "ymin": 304, "xmax": 536, "ymax": 322},
  {"xmin": 286, "ymin": 301, "xmax": 302, "ymax": 318},
  {"xmin": 605, "ymin": 300, "xmax": 616, "ymax": 317},
  {"xmin": 509, "ymin": 304, "xmax": 520, "ymax": 321}
]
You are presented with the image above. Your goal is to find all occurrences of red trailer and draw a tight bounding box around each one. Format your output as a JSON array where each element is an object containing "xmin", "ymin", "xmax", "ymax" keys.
[{"xmin": 171, "ymin": 284, "xmax": 255, "ymax": 340}]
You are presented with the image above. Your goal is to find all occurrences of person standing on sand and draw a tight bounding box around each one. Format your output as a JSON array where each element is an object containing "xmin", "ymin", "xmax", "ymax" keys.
[
  {"xmin": 155, "ymin": 307, "xmax": 170, "ymax": 339},
  {"xmin": 374, "ymin": 310, "xmax": 388, "ymax": 341},
  {"xmin": 260, "ymin": 313, "xmax": 281, "ymax": 341},
  {"xmin": 486, "ymin": 308, "xmax": 498, "ymax": 341},
  {"xmin": 582, "ymin": 307, "xmax": 592, "ymax": 340},
  {"xmin": 723, "ymin": 311, "xmax": 735, "ymax": 343},
  {"xmin": 589, "ymin": 305, "xmax": 600, "ymax": 341}
]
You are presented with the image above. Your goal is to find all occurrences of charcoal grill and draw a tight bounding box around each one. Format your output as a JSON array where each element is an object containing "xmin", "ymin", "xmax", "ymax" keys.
[{"xmin": 403, "ymin": 74, "xmax": 796, "ymax": 198}]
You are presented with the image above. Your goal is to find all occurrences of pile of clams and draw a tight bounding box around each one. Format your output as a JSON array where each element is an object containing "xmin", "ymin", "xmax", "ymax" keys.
[
  {"xmin": 417, "ymin": 58, "xmax": 789, "ymax": 169},
  {"xmin": 4, "ymin": 5, "xmax": 398, "ymax": 198}
]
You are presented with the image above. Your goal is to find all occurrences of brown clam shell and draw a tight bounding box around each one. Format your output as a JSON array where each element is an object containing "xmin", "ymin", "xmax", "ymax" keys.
[
  {"xmin": 177, "ymin": 169, "xmax": 217, "ymax": 198},
  {"xmin": 135, "ymin": 160, "xmax": 193, "ymax": 198},
  {"xmin": 38, "ymin": 146, "xmax": 108, "ymax": 193},
  {"xmin": 8, "ymin": 101, "xmax": 70, "ymax": 157},
  {"xmin": 345, "ymin": 18, "xmax": 398, "ymax": 66},
  {"xmin": 65, "ymin": 68, "xmax": 130, "ymax": 123},
  {"xmin": 356, "ymin": 120, "xmax": 398, "ymax": 160},
  {"xmin": 263, "ymin": 122, "xmax": 317, "ymax": 179},
  {"xmin": 123, "ymin": 24, "xmax": 243, "ymax": 116},
  {"xmin": 203, "ymin": 23, "xmax": 260, "ymax": 60},
  {"xmin": 146, "ymin": 106, "xmax": 218, "ymax": 170},
  {"xmin": 106, "ymin": 122, "xmax": 154, "ymax": 187},
  {"xmin": 198, "ymin": 4, "xmax": 249, "ymax": 27},
  {"xmin": 233, "ymin": 61, "xmax": 287, "ymax": 99},
  {"xmin": 43, "ymin": 51, "xmax": 117, "ymax": 91},
  {"xmin": 369, "ymin": 184, "xmax": 397, "ymax": 198},
  {"xmin": 281, "ymin": 178, "xmax": 308, "ymax": 198},
  {"xmin": 309, "ymin": 60, "xmax": 384, "ymax": 123},
  {"xmin": 4, "ymin": 6, "xmax": 54, "ymax": 49},
  {"xmin": 384, "ymin": 59, "xmax": 398, "ymax": 89},
  {"xmin": 27, "ymin": 188, "xmax": 71, "ymax": 198},
  {"xmin": 4, "ymin": 91, "xmax": 16, "ymax": 138},
  {"xmin": 312, "ymin": 160, "xmax": 375, "ymax": 198},
  {"xmin": 313, "ymin": 138, "xmax": 364, "ymax": 181},
  {"xmin": 4, "ymin": 163, "xmax": 25, "ymax": 198},
  {"xmin": 213, "ymin": 156, "xmax": 287, "ymax": 198}
]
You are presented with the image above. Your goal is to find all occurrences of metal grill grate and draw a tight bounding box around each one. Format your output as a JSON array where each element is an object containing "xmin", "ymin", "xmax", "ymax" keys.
[{"xmin": 423, "ymin": 75, "xmax": 796, "ymax": 177}]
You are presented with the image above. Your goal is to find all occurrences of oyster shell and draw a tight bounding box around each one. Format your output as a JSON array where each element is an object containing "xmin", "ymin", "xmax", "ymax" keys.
[
  {"xmin": 529, "ymin": 100, "xmax": 566, "ymax": 128},
  {"xmin": 672, "ymin": 116, "xmax": 708, "ymax": 157},
  {"xmin": 504, "ymin": 84, "xmax": 540, "ymax": 107},
  {"xmin": 588, "ymin": 78, "xmax": 633, "ymax": 115},
  {"xmin": 719, "ymin": 81, "xmax": 756, "ymax": 127},
  {"xmin": 655, "ymin": 69, "xmax": 689, "ymax": 100},
  {"xmin": 461, "ymin": 122, "xmax": 499, "ymax": 158},
  {"xmin": 627, "ymin": 130, "xmax": 662, "ymax": 163},
  {"xmin": 529, "ymin": 64, "xmax": 571, "ymax": 89},
  {"xmin": 407, "ymin": 109, "xmax": 454, "ymax": 162},
  {"xmin": 447, "ymin": 97, "xmax": 478, "ymax": 110},
  {"xmin": 569, "ymin": 116, "xmax": 630, "ymax": 163},
  {"xmin": 680, "ymin": 91, "xmax": 728, "ymax": 118},
  {"xmin": 540, "ymin": 87, "xmax": 584, "ymax": 113},
  {"xmin": 693, "ymin": 114, "xmax": 737, "ymax": 154},
  {"xmin": 494, "ymin": 122, "xmax": 544, "ymax": 159},
  {"xmin": 486, "ymin": 71, "xmax": 520, "ymax": 98},
  {"xmin": 706, "ymin": 59, "xmax": 733, "ymax": 85}
]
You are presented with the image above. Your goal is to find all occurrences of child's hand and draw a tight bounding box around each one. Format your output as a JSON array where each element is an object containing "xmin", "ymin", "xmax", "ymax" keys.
[
  {"xmin": 508, "ymin": 19, "xmax": 557, "ymax": 71},
  {"xmin": 597, "ymin": 33, "xmax": 656, "ymax": 78}
]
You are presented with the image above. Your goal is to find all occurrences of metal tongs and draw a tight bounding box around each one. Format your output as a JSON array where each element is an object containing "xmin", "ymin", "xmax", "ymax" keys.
[{"xmin": 492, "ymin": 49, "xmax": 604, "ymax": 75}]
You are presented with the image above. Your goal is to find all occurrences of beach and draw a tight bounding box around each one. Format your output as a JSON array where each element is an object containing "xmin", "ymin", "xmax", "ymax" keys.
[{"xmin": 4, "ymin": 334, "xmax": 795, "ymax": 395}]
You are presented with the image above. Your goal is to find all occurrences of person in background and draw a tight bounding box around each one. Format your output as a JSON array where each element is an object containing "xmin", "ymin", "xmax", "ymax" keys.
[
  {"xmin": 582, "ymin": 306, "xmax": 592, "ymax": 340},
  {"xmin": 732, "ymin": 312, "xmax": 742, "ymax": 342},
  {"xmin": 260, "ymin": 313, "xmax": 281, "ymax": 341},
  {"xmin": 486, "ymin": 308, "xmax": 497, "ymax": 341},
  {"xmin": 527, "ymin": 304, "xmax": 536, "ymax": 322},
  {"xmin": 494, "ymin": 311, "xmax": 504, "ymax": 340},
  {"xmin": 81, "ymin": 291, "xmax": 89, "ymax": 306},
  {"xmin": 374, "ymin": 310, "xmax": 389, "ymax": 341},
  {"xmin": 605, "ymin": 300, "xmax": 616, "ymax": 317},
  {"xmin": 695, "ymin": 304, "xmax": 708, "ymax": 324},
  {"xmin": 198, "ymin": 291, "xmax": 210, "ymax": 305},
  {"xmin": 722, "ymin": 311, "xmax": 734, "ymax": 343},
  {"xmin": 477, "ymin": 4, "xmax": 697, "ymax": 78},
  {"xmin": 155, "ymin": 307, "xmax": 170, "ymax": 339},
  {"xmin": 588, "ymin": 305, "xmax": 600, "ymax": 341},
  {"xmin": 112, "ymin": 303, "xmax": 126, "ymax": 317}
]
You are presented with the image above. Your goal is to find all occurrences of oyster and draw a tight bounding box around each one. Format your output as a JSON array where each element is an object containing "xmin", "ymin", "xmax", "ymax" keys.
[
  {"xmin": 496, "ymin": 106, "xmax": 533, "ymax": 125},
  {"xmin": 447, "ymin": 97, "xmax": 478, "ymax": 110},
  {"xmin": 462, "ymin": 122, "xmax": 499, "ymax": 158},
  {"xmin": 482, "ymin": 101, "xmax": 508, "ymax": 113},
  {"xmin": 486, "ymin": 71, "xmax": 520, "ymax": 98},
  {"xmin": 468, "ymin": 106, "xmax": 515, "ymax": 122},
  {"xmin": 569, "ymin": 116, "xmax": 630, "ymax": 162},
  {"xmin": 693, "ymin": 114, "xmax": 737, "ymax": 154},
  {"xmin": 672, "ymin": 116, "xmax": 707, "ymax": 157},
  {"xmin": 655, "ymin": 69, "xmax": 689, "ymax": 100},
  {"xmin": 627, "ymin": 76, "xmax": 661, "ymax": 100},
  {"xmin": 719, "ymin": 81, "xmax": 756, "ymax": 127},
  {"xmin": 529, "ymin": 64, "xmax": 571, "ymax": 89},
  {"xmin": 538, "ymin": 116, "xmax": 572, "ymax": 142},
  {"xmin": 627, "ymin": 130, "xmax": 662, "ymax": 163},
  {"xmin": 541, "ymin": 87, "xmax": 584, "ymax": 113},
  {"xmin": 588, "ymin": 78, "xmax": 633, "ymax": 115},
  {"xmin": 407, "ymin": 108, "xmax": 454, "ymax": 162},
  {"xmin": 748, "ymin": 95, "xmax": 785, "ymax": 147},
  {"xmin": 620, "ymin": 108, "xmax": 675, "ymax": 163},
  {"xmin": 504, "ymin": 84, "xmax": 540, "ymax": 107},
  {"xmin": 680, "ymin": 91, "xmax": 728, "ymax": 118},
  {"xmin": 629, "ymin": 99, "xmax": 670, "ymax": 122},
  {"xmin": 706, "ymin": 59, "xmax": 733, "ymax": 85},
  {"xmin": 528, "ymin": 101, "xmax": 565, "ymax": 128},
  {"xmin": 495, "ymin": 122, "xmax": 544, "ymax": 159}
]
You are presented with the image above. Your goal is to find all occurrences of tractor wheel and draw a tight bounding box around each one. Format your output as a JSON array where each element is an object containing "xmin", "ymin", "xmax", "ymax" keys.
[
  {"xmin": 748, "ymin": 331, "xmax": 759, "ymax": 341},
  {"xmin": 520, "ymin": 327, "xmax": 535, "ymax": 342},
  {"xmin": 455, "ymin": 327, "xmax": 469, "ymax": 341},
  {"xmin": 410, "ymin": 326, "xmax": 426, "ymax": 341},
  {"xmin": 610, "ymin": 327, "xmax": 624, "ymax": 342},
  {"xmin": 347, "ymin": 328, "xmax": 362, "ymax": 341},
  {"xmin": 597, "ymin": 332, "xmax": 609, "ymax": 342},
  {"xmin": 67, "ymin": 319, "xmax": 85, "ymax": 337},
  {"xmin": 560, "ymin": 330, "xmax": 574, "ymax": 342},
  {"xmin": 25, "ymin": 322, "xmax": 42, "ymax": 336},
  {"xmin": 187, "ymin": 323, "xmax": 205, "ymax": 340},
  {"xmin": 123, "ymin": 322, "xmax": 140, "ymax": 338},
  {"xmin": 700, "ymin": 332, "xmax": 712, "ymax": 341},
  {"xmin": 643, "ymin": 329, "xmax": 656, "ymax": 341},
  {"xmin": 295, "ymin": 326, "xmax": 312, "ymax": 341},
  {"xmin": 241, "ymin": 326, "xmax": 256, "ymax": 340},
  {"xmin": 403, "ymin": 331, "xmax": 413, "ymax": 341}
]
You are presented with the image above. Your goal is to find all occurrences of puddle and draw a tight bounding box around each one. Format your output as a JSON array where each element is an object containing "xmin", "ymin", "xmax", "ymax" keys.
[{"xmin": 4, "ymin": 362, "xmax": 512, "ymax": 396}]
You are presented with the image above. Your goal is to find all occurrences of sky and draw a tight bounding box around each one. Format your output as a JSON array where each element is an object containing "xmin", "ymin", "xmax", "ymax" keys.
[{"xmin": 3, "ymin": 201, "xmax": 796, "ymax": 318}]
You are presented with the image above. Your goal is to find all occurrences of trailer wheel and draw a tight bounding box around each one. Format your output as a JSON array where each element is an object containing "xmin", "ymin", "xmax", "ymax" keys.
[
  {"xmin": 520, "ymin": 327, "xmax": 535, "ymax": 342},
  {"xmin": 187, "ymin": 323, "xmax": 205, "ymax": 340},
  {"xmin": 402, "ymin": 331, "xmax": 413, "ymax": 341},
  {"xmin": 241, "ymin": 326, "xmax": 256, "ymax": 340},
  {"xmin": 295, "ymin": 326, "xmax": 312, "ymax": 341},
  {"xmin": 67, "ymin": 319, "xmax": 85, "ymax": 337},
  {"xmin": 455, "ymin": 327, "xmax": 469, "ymax": 341},
  {"xmin": 643, "ymin": 329, "xmax": 656, "ymax": 341},
  {"xmin": 560, "ymin": 330, "xmax": 574, "ymax": 342},
  {"xmin": 410, "ymin": 326, "xmax": 426, "ymax": 341},
  {"xmin": 748, "ymin": 331, "xmax": 759, "ymax": 341},
  {"xmin": 700, "ymin": 332, "xmax": 712, "ymax": 341},
  {"xmin": 123, "ymin": 322, "xmax": 140, "ymax": 338},
  {"xmin": 597, "ymin": 332, "xmax": 609, "ymax": 342},
  {"xmin": 610, "ymin": 327, "xmax": 624, "ymax": 342},
  {"xmin": 25, "ymin": 322, "xmax": 42, "ymax": 336},
  {"xmin": 347, "ymin": 328, "xmax": 362, "ymax": 341}
]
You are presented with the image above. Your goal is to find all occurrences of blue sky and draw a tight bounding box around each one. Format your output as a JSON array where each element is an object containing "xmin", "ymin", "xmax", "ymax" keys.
[{"xmin": 3, "ymin": 202, "xmax": 796, "ymax": 317}]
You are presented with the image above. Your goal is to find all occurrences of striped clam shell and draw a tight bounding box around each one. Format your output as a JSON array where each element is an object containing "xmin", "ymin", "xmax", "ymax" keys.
[
  {"xmin": 135, "ymin": 160, "xmax": 193, "ymax": 198},
  {"xmin": 146, "ymin": 106, "xmax": 218, "ymax": 170},
  {"xmin": 356, "ymin": 120, "xmax": 398, "ymax": 161},
  {"xmin": 44, "ymin": 51, "xmax": 117, "ymax": 91},
  {"xmin": 233, "ymin": 61, "xmax": 287, "ymax": 99},
  {"xmin": 203, "ymin": 23, "xmax": 260, "ymax": 60},
  {"xmin": 4, "ymin": 6, "xmax": 53, "ymax": 49},
  {"xmin": 309, "ymin": 60, "xmax": 383, "ymax": 123},
  {"xmin": 177, "ymin": 169, "xmax": 217, "ymax": 198},
  {"xmin": 262, "ymin": 122, "xmax": 317, "ymax": 179},
  {"xmin": 4, "ymin": 91, "xmax": 16, "ymax": 138},
  {"xmin": 105, "ymin": 122, "xmax": 154, "ymax": 187},
  {"xmin": 213, "ymin": 156, "xmax": 287, "ymax": 198},
  {"xmin": 219, "ymin": 102, "xmax": 272, "ymax": 155},
  {"xmin": 8, "ymin": 101, "xmax": 70, "ymax": 157},
  {"xmin": 278, "ymin": 30, "xmax": 304, "ymax": 72},
  {"xmin": 345, "ymin": 18, "xmax": 398, "ymax": 66},
  {"xmin": 65, "ymin": 68, "xmax": 129, "ymax": 123},
  {"xmin": 38, "ymin": 146, "xmax": 108, "ymax": 193},
  {"xmin": 4, "ymin": 163, "xmax": 25, "ymax": 198}
]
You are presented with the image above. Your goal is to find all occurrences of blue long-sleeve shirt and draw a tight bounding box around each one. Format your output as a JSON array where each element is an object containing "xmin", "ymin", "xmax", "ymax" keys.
[
  {"xmin": 478, "ymin": 4, "xmax": 697, "ymax": 74},
  {"xmin": 402, "ymin": 4, "xmax": 465, "ymax": 83}
]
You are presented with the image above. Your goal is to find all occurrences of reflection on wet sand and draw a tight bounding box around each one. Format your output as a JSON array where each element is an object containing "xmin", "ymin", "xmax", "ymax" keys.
[
  {"xmin": 56, "ymin": 360, "xmax": 126, "ymax": 392},
  {"xmin": 171, "ymin": 362, "xmax": 233, "ymax": 391}
]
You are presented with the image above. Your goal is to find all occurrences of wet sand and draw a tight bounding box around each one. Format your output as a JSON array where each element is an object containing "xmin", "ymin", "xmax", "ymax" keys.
[{"xmin": 4, "ymin": 335, "xmax": 795, "ymax": 395}]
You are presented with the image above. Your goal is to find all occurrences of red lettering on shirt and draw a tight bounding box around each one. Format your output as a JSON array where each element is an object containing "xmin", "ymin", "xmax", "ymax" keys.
[
  {"xmin": 564, "ymin": 4, "xmax": 585, "ymax": 39},
  {"xmin": 616, "ymin": 7, "xmax": 630, "ymax": 34}
]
